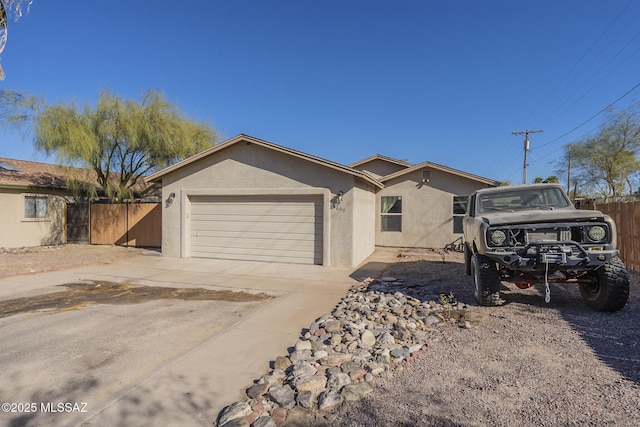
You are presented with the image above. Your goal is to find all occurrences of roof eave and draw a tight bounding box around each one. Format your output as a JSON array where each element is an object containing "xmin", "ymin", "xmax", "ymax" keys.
[{"xmin": 146, "ymin": 134, "xmax": 384, "ymax": 189}]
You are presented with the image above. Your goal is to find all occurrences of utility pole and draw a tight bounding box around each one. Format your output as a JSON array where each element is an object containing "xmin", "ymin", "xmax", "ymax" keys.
[
  {"xmin": 512, "ymin": 129, "xmax": 544, "ymax": 184},
  {"xmin": 566, "ymin": 153, "xmax": 571, "ymax": 195}
]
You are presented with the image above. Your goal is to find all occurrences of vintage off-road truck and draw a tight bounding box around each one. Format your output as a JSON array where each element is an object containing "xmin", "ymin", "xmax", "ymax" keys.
[{"xmin": 462, "ymin": 183, "xmax": 629, "ymax": 311}]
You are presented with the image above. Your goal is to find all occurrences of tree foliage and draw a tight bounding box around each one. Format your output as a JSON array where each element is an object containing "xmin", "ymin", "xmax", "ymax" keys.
[
  {"xmin": 2, "ymin": 89, "xmax": 218, "ymax": 200},
  {"xmin": 533, "ymin": 176, "xmax": 560, "ymax": 184},
  {"xmin": 560, "ymin": 107, "xmax": 640, "ymax": 201}
]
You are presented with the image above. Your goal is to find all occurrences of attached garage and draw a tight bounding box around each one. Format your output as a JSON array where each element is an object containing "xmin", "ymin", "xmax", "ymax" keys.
[
  {"xmin": 146, "ymin": 134, "xmax": 383, "ymax": 267},
  {"xmin": 190, "ymin": 195, "xmax": 323, "ymax": 264}
]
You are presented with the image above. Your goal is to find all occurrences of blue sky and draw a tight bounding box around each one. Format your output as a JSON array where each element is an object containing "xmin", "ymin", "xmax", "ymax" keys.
[{"xmin": 2, "ymin": 0, "xmax": 639, "ymax": 185}]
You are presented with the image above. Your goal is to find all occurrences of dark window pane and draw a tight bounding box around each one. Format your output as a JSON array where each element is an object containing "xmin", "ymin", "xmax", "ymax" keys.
[
  {"xmin": 25, "ymin": 197, "xmax": 35, "ymax": 218},
  {"xmin": 453, "ymin": 196, "xmax": 467, "ymax": 214},
  {"xmin": 381, "ymin": 215, "xmax": 402, "ymax": 232},
  {"xmin": 453, "ymin": 216, "xmax": 463, "ymax": 233}
]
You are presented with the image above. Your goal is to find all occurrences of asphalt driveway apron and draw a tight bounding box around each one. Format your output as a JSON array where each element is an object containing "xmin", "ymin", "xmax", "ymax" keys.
[{"xmin": 0, "ymin": 254, "xmax": 364, "ymax": 426}]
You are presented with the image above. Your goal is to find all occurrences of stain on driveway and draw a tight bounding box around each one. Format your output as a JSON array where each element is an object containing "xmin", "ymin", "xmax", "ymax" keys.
[{"xmin": 0, "ymin": 280, "xmax": 274, "ymax": 318}]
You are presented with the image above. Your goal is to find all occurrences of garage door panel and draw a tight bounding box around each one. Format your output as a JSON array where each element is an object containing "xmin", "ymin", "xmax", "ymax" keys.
[
  {"xmin": 190, "ymin": 221, "xmax": 322, "ymax": 234},
  {"xmin": 191, "ymin": 214, "xmax": 319, "ymax": 224},
  {"xmin": 189, "ymin": 195, "xmax": 323, "ymax": 265},
  {"xmin": 191, "ymin": 229, "xmax": 318, "ymax": 240},
  {"xmin": 190, "ymin": 248, "xmax": 315, "ymax": 264},
  {"xmin": 191, "ymin": 203, "xmax": 319, "ymax": 217},
  {"xmin": 191, "ymin": 235, "xmax": 318, "ymax": 251}
]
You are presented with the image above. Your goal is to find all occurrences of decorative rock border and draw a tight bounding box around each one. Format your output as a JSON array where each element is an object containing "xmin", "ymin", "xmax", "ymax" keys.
[{"xmin": 216, "ymin": 276, "xmax": 471, "ymax": 427}]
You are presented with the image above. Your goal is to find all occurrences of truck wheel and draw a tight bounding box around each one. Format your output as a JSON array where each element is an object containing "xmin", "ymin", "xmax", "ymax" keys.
[
  {"xmin": 579, "ymin": 256, "xmax": 629, "ymax": 312},
  {"xmin": 471, "ymin": 253, "xmax": 502, "ymax": 306},
  {"xmin": 464, "ymin": 244, "xmax": 472, "ymax": 276}
]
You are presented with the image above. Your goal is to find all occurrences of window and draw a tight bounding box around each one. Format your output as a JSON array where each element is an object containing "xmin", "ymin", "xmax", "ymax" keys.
[
  {"xmin": 453, "ymin": 196, "xmax": 467, "ymax": 214},
  {"xmin": 453, "ymin": 195, "xmax": 467, "ymax": 234},
  {"xmin": 381, "ymin": 196, "xmax": 402, "ymax": 232},
  {"xmin": 25, "ymin": 196, "xmax": 48, "ymax": 219}
]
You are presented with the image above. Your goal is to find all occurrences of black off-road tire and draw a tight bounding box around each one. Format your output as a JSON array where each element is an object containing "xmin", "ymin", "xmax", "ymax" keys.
[
  {"xmin": 580, "ymin": 256, "xmax": 630, "ymax": 312},
  {"xmin": 471, "ymin": 253, "xmax": 502, "ymax": 306},
  {"xmin": 464, "ymin": 244, "xmax": 472, "ymax": 276}
]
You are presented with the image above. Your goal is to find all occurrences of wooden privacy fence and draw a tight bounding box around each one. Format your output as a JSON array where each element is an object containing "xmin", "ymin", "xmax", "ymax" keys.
[
  {"xmin": 90, "ymin": 203, "xmax": 161, "ymax": 247},
  {"xmin": 596, "ymin": 201, "xmax": 640, "ymax": 272}
]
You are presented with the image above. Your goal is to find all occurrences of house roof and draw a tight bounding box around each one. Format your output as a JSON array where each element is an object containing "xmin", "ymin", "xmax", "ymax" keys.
[
  {"xmin": 349, "ymin": 154, "xmax": 414, "ymax": 169},
  {"xmin": 0, "ymin": 157, "xmax": 80, "ymax": 191},
  {"xmin": 145, "ymin": 134, "xmax": 385, "ymax": 189},
  {"xmin": 379, "ymin": 160, "xmax": 500, "ymax": 186},
  {"xmin": 0, "ymin": 157, "xmax": 156, "ymax": 196}
]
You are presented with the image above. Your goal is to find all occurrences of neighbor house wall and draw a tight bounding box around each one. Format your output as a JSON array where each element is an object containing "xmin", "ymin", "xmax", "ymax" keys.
[
  {"xmin": 0, "ymin": 189, "xmax": 67, "ymax": 248},
  {"xmin": 159, "ymin": 143, "xmax": 375, "ymax": 267},
  {"xmin": 376, "ymin": 168, "xmax": 493, "ymax": 249}
]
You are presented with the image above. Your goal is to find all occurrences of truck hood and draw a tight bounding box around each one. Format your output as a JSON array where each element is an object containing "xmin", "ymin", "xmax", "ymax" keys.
[{"xmin": 481, "ymin": 208, "xmax": 606, "ymax": 226}]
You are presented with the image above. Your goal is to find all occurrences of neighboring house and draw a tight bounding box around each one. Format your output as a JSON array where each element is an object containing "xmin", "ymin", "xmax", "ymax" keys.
[
  {"xmin": 147, "ymin": 134, "xmax": 500, "ymax": 268},
  {"xmin": 0, "ymin": 157, "xmax": 159, "ymax": 249},
  {"xmin": 0, "ymin": 158, "xmax": 78, "ymax": 248}
]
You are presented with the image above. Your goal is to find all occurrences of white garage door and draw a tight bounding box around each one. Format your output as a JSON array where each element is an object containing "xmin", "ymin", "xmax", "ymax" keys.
[{"xmin": 190, "ymin": 195, "xmax": 323, "ymax": 265}]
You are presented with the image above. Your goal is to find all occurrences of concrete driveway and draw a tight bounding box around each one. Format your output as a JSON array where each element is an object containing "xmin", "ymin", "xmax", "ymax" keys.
[{"xmin": 0, "ymin": 253, "xmax": 377, "ymax": 427}]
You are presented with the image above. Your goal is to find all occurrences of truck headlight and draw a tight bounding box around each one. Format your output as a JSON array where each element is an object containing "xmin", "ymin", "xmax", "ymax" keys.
[
  {"xmin": 587, "ymin": 226, "xmax": 606, "ymax": 242},
  {"xmin": 490, "ymin": 230, "xmax": 507, "ymax": 245}
]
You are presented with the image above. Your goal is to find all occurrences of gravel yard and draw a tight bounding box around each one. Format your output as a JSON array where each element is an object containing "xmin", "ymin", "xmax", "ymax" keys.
[{"xmin": 285, "ymin": 250, "xmax": 640, "ymax": 427}]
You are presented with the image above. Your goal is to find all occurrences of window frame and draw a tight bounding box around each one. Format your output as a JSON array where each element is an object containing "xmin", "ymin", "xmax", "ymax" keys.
[
  {"xmin": 24, "ymin": 195, "xmax": 49, "ymax": 220},
  {"xmin": 381, "ymin": 196, "xmax": 402, "ymax": 232},
  {"xmin": 452, "ymin": 195, "xmax": 467, "ymax": 234}
]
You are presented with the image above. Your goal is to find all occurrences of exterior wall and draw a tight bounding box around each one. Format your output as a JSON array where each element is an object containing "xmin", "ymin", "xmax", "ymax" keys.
[
  {"xmin": 351, "ymin": 158, "xmax": 408, "ymax": 179},
  {"xmin": 160, "ymin": 143, "xmax": 375, "ymax": 267},
  {"xmin": 0, "ymin": 189, "xmax": 67, "ymax": 248},
  {"xmin": 376, "ymin": 168, "xmax": 493, "ymax": 248},
  {"xmin": 350, "ymin": 181, "xmax": 377, "ymax": 266}
]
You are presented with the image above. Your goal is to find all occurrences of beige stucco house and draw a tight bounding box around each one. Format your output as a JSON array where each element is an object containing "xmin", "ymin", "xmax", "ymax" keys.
[
  {"xmin": 147, "ymin": 134, "xmax": 499, "ymax": 268},
  {"xmin": 0, "ymin": 158, "xmax": 73, "ymax": 248}
]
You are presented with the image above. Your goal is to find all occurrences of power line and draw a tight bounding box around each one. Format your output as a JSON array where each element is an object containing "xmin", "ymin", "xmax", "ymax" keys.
[
  {"xmin": 518, "ymin": 0, "xmax": 634, "ymax": 128},
  {"xmin": 536, "ymin": 81, "xmax": 640, "ymax": 150}
]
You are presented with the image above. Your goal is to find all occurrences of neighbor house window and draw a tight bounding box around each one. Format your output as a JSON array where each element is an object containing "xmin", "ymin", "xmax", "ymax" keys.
[
  {"xmin": 452, "ymin": 195, "xmax": 467, "ymax": 234},
  {"xmin": 25, "ymin": 195, "xmax": 48, "ymax": 219},
  {"xmin": 381, "ymin": 196, "xmax": 402, "ymax": 232}
]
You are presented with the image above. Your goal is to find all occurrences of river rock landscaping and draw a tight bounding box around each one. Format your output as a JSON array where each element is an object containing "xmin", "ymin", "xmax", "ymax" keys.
[{"xmin": 215, "ymin": 273, "xmax": 475, "ymax": 427}]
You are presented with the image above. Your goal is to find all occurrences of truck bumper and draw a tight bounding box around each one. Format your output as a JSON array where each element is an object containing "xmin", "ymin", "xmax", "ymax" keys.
[{"xmin": 484, "ymin": 241, "xmax": 619, "ymax": 272}]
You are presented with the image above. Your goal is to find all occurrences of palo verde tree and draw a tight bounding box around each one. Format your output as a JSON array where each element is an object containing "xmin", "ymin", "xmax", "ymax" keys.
[
  {"xmin": 2, "ymin": 89, "xmax": 218, "ymax": 200},
  {"xmin": 559, "ymin": 106, "xmax": 640, "ymax": 202}
]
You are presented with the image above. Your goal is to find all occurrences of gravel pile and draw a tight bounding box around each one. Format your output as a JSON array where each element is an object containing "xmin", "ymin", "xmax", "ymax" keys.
[{"xmin": 215, "ymin": 275, "xmax": 474, "ymax": 427}]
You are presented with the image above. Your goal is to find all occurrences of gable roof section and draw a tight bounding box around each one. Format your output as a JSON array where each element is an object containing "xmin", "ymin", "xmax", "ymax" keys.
[
  {"xmin": 380, "ymin": 160, "xmax": 500, "ymax": 187},
  {"xmin": 146, "ymin": 134, "xmax": 384, "ymax": 189},
  {"xmin": 349, "ymin": 154, "xmax": 413, "ymax": 169}
]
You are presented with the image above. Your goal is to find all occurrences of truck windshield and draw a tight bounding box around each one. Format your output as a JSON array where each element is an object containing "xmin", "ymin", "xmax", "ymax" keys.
[{"xmin": 477, "ymin": 188, "xmax": 571, "ymax": 213}]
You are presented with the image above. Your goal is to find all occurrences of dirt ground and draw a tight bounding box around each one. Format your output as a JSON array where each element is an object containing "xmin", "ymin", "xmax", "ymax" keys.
[
  {"xmin": 2, "ymin": 246, "xmax": 639, "ymax": 426},
  {"xmin": 0, "ymin": 244, "xmax": 147, "ymax": 279},
  {"xmin": 287, "ymin": 250, "xmax": 640, "ymax": 427}
]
